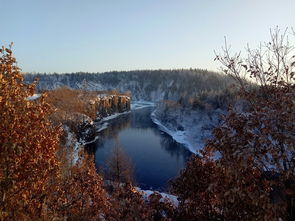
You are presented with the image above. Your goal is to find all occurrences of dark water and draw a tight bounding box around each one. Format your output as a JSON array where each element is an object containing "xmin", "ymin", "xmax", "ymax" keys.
[{"xmin": 89, "ymin": 107, "xmax": 192, "ymax": 191}]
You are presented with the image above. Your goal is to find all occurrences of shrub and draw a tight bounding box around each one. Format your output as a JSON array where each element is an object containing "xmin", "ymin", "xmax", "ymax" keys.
[{"xmin": 0, "ymin": 44, "xmax": 61, "ymax": 219}]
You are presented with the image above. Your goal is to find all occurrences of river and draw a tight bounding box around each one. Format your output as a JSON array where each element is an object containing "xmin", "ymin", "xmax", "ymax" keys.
[{"xmin": 87, "ymin": 106, "xmax": 192, "ymax": 191}]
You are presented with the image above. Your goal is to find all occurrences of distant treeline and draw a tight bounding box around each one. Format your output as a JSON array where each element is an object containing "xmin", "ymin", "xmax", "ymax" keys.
[{"xmin": 24, "ymin": 69, "xmax": 236, "ymax": 102}]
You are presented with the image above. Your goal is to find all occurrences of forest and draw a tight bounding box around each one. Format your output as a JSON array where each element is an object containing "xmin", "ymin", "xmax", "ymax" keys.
[{"xmin": 24, "ymin": 69, "xmax": 235, "ymax": 102}]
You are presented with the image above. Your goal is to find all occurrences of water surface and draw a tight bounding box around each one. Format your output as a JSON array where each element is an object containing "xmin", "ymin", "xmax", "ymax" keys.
[{"xmin": 90, "ymin": 107, "xmax": 192, "ymax": 191}]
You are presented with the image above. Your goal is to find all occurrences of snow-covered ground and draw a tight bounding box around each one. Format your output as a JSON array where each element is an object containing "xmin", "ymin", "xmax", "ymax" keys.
[
  {"xmin": 135, "ymin": 187, "xmax": 179, "ymax": 207},
  {"xmin": 62, "ymin": 125, "xmax": 81, "ymax": 165},
  {"xmin": 151, "ymin": 108, "xmax": 224, "ymax": 155},
  {"xmin": 104, "ymin": 180, "xmax": 179, "ymax": 207},
  {"xmin": 151, "ymin": 111, "xmax": 198, "ymax": 154}
]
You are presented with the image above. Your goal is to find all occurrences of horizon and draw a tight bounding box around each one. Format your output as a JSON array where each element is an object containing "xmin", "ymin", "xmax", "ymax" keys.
[
  {"xmin": 1, "ymin": 0, "xmax": 295, "ymax": 73},
  {"xmin": 23, "ymin": 67, "xmax": 221, "ymax": 75}
]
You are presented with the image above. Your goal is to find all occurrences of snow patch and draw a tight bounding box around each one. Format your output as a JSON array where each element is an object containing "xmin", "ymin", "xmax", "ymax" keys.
[
  {"xmin": 135, "ymin": 187, "xmax": 179, "ymax": 207},
  {"xmin": 101, "ymin": 111, "xmax": 131, "ymax": 122},
  {"xmin": 131, "ymin": 101, "xmax": 155, "ymax": 110},
  {"xmin": 96, "ymin": 122, "xmax": 109, "ymax": 132},
  {"xmin": 27, "ymin": 94, "xmax": 41, "ymax": 100},
  {"xmin": 79, "ymin": 136, "xmax": 99, "ymax": 146}
]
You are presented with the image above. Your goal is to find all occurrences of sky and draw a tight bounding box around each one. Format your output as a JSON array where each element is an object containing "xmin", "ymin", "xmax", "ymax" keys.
[{"xmin": 1, "ymin": 0, "xmax": 295, "ymax": 73}]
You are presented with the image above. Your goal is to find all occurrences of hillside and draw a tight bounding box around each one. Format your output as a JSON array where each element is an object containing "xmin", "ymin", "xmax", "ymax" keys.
[{"xmin": 24, "ymin": 69, "xmax": 235, "ymax": 102}]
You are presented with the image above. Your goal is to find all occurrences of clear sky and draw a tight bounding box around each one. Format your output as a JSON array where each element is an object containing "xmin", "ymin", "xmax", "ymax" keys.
[{"xmin": 1, "ymin": 0, "xmax": 294, "ymax": 73}]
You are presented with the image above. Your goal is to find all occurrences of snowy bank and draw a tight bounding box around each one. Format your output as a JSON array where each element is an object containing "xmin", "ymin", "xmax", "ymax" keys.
[
  {"xmin": 151, "ymin": 108, "xmax": 224, "ymax": 155},
  {"xmin": 151, "ymin": 110, "xmax": 198, "ymax": 154},
  {"xmin": 101, "ymin": 111, "xmax": 131, "ymax": 122},
  {"xmin": 135, "ymin": 187, "xmax": 179, "ymax": 207}
]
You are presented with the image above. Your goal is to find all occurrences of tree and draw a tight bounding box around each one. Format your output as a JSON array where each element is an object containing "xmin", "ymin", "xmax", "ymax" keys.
[
  {"xmin": 171, "ymin": 154, "xmax": 224, "ymax": 220},
  {"xmin": 0, "ymin": 45, "xmax": 111, "ymax": 220},
  {"xmin": 213, "ymin": 28, "xmax": 295, "ymax": 220},
  {"xmin": 0, "ymin": 44, "xmax": 61, "ymax": 219},
  {"xmin": 47, "ymin": 152, "xmax": 110, "ymax": 220},
  {"xmin": 105, "ymin": 139, "xmax": 135, "ymax": 186},
  {"xmin": 172, "ymin": 28, "xmax": 295, "ymax": 220}
]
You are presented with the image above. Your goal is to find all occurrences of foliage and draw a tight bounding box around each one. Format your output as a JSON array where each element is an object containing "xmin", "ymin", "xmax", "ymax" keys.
[
  {"xmin": 45, "ymin": 86, "xmax": 98, "ymax": 122},
  {"xmin": 109, "ymin": 185, "xmax": 176, "ymax": 221},
  {"xmin": 213, "ymin": 28, "xmax": 295, "ymax": 220},
  {"xmin": 47, "ymin": 152, "xmax": 110, "ymax": 220},
  {"xmin": 171, "ymin": 154, "xmax": 224, "ymax": 220},
  {"xmin": 0, "ymin": 45, "xmax": 61, "ymax": 219},
  {"xmin": 172, "ymin": 28, "xmax": 295, "ymax": 220}
]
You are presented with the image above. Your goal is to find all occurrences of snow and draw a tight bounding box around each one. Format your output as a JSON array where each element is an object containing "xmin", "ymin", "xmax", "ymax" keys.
[
  {"xmin": 62, "ymin": 125, "xmax": 82, "ymax": 165},
  {"xmin": 101, "ymin": 111, "xmax": 131, "ymax": 122},
  {"xmin": 151, "ymin": 111, "xmax": 198, "ymax": 154},
  {"xmin": 103, "ymin": 181, "xmax": 179, "ymax": 207},
  {"xmin": 72, "ymin": 141, "xmax": 81, "ymax": 165},
  {"xmin": 131, "ymin": 101, "xmax": 155, "ymax": 110},
  {"xmin": 27, "ymin": 94, "xmax": 41, "ymax": 100},
  {"xmin": 135, "ymin": 187, "xmax": 179, "ymax": 207},
  {"xmin": 96, "ymin": 122, "xmax": 109, "ymax": 132},
  {"xmin": 79, "ymin": 136, "xmax": 99, "ymax": 146},
  {"xmin": 150, "ymin": 108, "xmax": 224, "ymax": 156}
]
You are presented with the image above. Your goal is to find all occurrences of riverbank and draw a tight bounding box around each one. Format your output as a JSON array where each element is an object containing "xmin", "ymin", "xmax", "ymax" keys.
[
  {"xmin": 150, "ymin": 110, "xmax": 198, "ymax": 154},
  {"xmin": 150, "ymin": 108, "xmax": 224, "ymax": 155}
]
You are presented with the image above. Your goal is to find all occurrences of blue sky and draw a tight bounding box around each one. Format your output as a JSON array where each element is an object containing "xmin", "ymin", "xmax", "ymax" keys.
[{"xmin": 1, "ymin": 0, "xmax": 294, "ymax": 73}]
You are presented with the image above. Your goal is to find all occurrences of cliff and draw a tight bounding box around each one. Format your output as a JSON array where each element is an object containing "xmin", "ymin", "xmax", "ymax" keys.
[
  {"xmin": 95, "ymin": 94, "xmax": 131, "ymax": 120},
  {"xmin": 45, "ymin": 87, "xmax": 131, "ymax": 145}
]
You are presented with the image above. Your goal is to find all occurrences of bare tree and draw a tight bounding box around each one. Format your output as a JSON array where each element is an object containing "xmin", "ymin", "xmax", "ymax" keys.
[
  {"xmin": 215, "ymin": 27, "xmax": 295, "ymax": 94},
  {"xmin": 105, "ymin": 139, "xmax": 134, "ymax": 187}
]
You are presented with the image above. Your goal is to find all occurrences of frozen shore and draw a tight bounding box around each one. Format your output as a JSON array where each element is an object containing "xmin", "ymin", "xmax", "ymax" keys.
[
  {"xmin": 150, "ymin": 108, "xmax": 224, "ymax": 155},
  {"xmin": 151, "ymin": 111, "xmax": 199, "ymax": 154}
]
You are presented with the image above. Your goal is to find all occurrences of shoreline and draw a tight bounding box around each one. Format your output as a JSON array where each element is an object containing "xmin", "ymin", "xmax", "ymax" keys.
[{"xmin": 150, "ymin": 110, "xmax": 199, "ymax": 154}]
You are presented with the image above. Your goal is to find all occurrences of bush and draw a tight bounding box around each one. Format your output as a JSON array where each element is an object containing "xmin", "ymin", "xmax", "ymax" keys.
[{"xmin": 0, "ymin": 44, "xmax": 61, "ymax": 219}]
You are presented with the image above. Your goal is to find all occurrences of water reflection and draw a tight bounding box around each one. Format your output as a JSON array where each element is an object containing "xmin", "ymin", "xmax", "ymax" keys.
[
  {"xmin": 89, "ymin": 107, "xmax": 192, "ymax": 191},
  {"xmin": 160, "ymin": 134, "xmax": 191, "ymax": 160}
]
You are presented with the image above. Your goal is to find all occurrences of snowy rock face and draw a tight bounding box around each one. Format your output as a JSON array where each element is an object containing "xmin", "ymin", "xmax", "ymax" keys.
[{"xmin": 95, "ymin": 94, "xmax": 130, "ymax": 120}]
